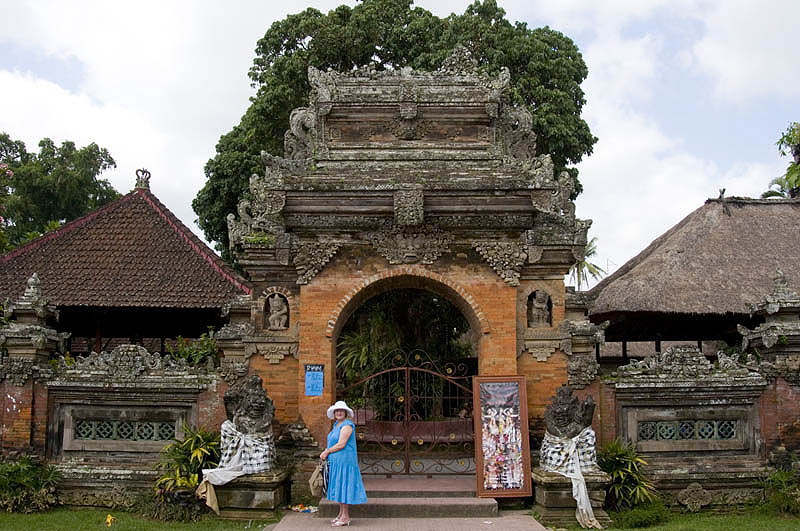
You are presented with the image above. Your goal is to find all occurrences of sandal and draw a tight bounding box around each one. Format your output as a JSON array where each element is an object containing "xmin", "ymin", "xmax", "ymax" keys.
[
  {"xmin": 330, "ymin": 518, "xmax": 340, "ymax": 524},
  {"xmin": 331, "ymin": 520, "xmax": 350, "ymax": 527}
]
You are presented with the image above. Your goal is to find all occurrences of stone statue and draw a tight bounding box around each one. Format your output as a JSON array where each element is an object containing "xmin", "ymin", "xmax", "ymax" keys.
[
  {"xmin": 267, "ymin": 294, "xmax": 289, "ymax": 330},
  {"xmin": 528, "ymin": 290, "xmax": 552, "ymax": 328},
  {"xmin": 197, "ymin": 375, "xmax": 277, "ymax": 513},
  {"xmin": 540, "ymin": 385, "xmax": 602, "ymax": 529}
]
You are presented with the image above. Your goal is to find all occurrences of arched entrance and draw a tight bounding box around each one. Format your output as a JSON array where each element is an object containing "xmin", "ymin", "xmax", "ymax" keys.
[{"xmin": 332, "ymin": 281, "xmax": 483, "ymax": 475}]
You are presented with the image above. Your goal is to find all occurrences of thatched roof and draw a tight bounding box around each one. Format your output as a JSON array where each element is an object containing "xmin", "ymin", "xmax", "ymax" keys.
[
  {"xmin": 0, "ymin": 187, "xmax": 251, "ymax": 308},
  {"xmin": 589, "ymin": 198, "xmax": 800, "ymax": 317}
]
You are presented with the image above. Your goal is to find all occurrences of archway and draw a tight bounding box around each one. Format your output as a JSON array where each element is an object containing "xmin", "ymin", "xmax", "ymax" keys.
[{"xmin": 331, "ymin": 277, "xmax": 483, "ymax": 475}]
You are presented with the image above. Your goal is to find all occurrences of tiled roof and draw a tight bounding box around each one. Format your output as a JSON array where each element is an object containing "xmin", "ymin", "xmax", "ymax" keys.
[{"xmin": 0, "ymin": 188, "xmax": 251, "ymax": 308}]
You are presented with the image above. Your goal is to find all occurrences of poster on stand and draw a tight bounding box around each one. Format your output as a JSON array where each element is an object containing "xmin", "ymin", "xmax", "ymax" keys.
[{"xmin": 473, "ymin": 376, "xmax": 531, "ymax": 497}]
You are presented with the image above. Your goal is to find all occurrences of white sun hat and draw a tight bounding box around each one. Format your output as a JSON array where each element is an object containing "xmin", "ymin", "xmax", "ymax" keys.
[{"xmin": 326, "ymin": 400, "xmax": 354, "ymax": 419}]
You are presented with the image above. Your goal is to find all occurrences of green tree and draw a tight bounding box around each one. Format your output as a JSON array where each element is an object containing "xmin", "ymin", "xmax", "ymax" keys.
[
  {"xmin": 763, "ymin": 122, "xmax": 800, "ymax": 199},
  {"xmin": 193, "ymin": 0, "xmax": 597, "ymax": 260},
  {"xmin": 569, "ymin": 236, "xmax": 605, "ymax": 291},
  {"xmin": 0, "ymin": 133, "xmax": 119, "ymax": 249}
]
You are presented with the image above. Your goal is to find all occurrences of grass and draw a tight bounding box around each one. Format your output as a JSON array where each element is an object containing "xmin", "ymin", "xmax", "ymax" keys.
[
  {"xmin": 559, "ymin": 508, "xmax": 800, "ymax": 530},
  {"xmin": 0, "ymin": 507, "xmax": 281, "ymax": 531}
]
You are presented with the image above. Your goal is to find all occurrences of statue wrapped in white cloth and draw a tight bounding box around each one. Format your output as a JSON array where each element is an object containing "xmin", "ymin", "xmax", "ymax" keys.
[
  {"xmin": 196, "ymin": 375, "xmax": 276, "ymax": 512},
  {"xmin": 539, "ymin": 385, "xmax": 603, "ymax": 529}
]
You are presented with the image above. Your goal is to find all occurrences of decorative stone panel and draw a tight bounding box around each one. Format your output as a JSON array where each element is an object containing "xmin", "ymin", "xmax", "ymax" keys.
[
  {"xmin": 367, "ymin": 225, "xmax": 452, "ymax": 265},
  {"xmin": 292, "ymin": 239, "xmax": 340, "ymax": 285},
  {"xmin": 393, "ymin": 185, "xmax": 424, "ymax": 226},
  {"xmin": 473, "ymin": 240, "xmax": 527, "ymax": 286}
]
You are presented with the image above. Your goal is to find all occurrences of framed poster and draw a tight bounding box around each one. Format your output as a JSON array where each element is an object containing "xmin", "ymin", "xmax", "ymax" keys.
[{"xmin": 473, "ymin": 376, "xmax": 531, "ymax": 497}]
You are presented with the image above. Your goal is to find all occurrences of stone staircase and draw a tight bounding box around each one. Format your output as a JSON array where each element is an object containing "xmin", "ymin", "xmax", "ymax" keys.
[{"xmin": 317, "ymin": 475, "xmax": 497, "ymax": 519}]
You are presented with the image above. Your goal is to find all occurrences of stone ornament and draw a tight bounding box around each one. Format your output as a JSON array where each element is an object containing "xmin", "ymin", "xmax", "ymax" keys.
[
  {"xmin": 544, "ymin": 385, "xmax": 595, "ymax": 440},
  {"xmin": 284, "ymin": 107, "xmax": 316, "ymax": 160},
  {"xmin": 0, "ymin": 356, "xmax": 51, "ymax": 386},
  {"xmin": 473, "ymin": 240, "xmax": 527, "ymax": 286},
  {"xmin": 218, "ymin": 358, "xmax": 249, "ymax": 384},
  {"xmin": 245, "ymin": 343, "xmax": 299, "ymax": 364},
  {"xmin": 739, "ymin": 267, "xmax": 800, "ymax": 351},
  {"xmin": 55, "ymin": 344, "xmax": 211, "ymax": 379},
  {"xmin": 527, "ymin": 290, "xmax": 552, "ymax": 328},
  {"xmin": 498, "ymin": 106, "xmax": 537, "ymax": 163},
  {"xmin": 266, "ymin": 294, "xmax": 289, "ymax": 330},
  {"xmin": 367, "ymin": 225, "xmax": 453, "ymax": 265},
  {"xmin": 292, "ymin": 239, "xmax": 340, "ymax": 285},
  {"xmin": 676, "ymin": 482, "xmax": 714, "ymax": 512},
  {"xmin": 393, "ymin": 186, "xmax": 424, "ymax": 226}
]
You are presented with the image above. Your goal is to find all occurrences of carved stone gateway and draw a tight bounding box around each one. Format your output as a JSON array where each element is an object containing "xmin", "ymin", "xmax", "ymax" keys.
[{"xmin": 219, "ymin": 47, "xmax": 592, "ymax": 483}]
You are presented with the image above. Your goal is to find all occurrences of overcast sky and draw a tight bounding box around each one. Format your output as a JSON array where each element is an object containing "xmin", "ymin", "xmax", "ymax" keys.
[{"xmin": 1, "ymin": 1, "xmax": 798, "ymax": 288}]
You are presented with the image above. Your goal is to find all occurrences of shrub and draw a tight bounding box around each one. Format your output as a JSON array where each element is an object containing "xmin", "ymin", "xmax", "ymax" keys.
[
  {"xmin": 598, "ymin": 438, "xmax": 657, "ymax": 510},
  {"xmin": 763, "ymin": 468, "xmax": 800, "ymax": 515},
  {"xmin": 166, "ymin": 328, "xmax": 218, "ymax": 366},
  {"xmin": 610, "ymin": 500, "xmax": 670, "ymax": 528},
  {"xmin": 0, "ymin": 456, "xmax": 61, "ymax": 513}
]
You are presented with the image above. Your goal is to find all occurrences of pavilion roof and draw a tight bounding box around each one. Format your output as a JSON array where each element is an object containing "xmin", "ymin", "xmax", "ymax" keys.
[
  {"xmin": 0, "ymin": 186, "xmax": 251, "ymax": 308},
  {"xmin": 588, "ymin": 197, "xmax": 800, "ymax": 317}
]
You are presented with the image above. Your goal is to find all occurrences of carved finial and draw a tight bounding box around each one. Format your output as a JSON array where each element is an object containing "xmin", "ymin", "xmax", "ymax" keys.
[
  {"xmin": 22, "ymin": 273, "xmax": 41, "ymax": 300},
  {"xmin": 135, "ymin": 168, "xmax": 151, "ymax": 190},
  {"xmin": 438, "ymin": 44, "xmax": 479, "ymax": 75},
  {"xmin": 718, "ymin": 188, "xmax": 725, "ymax": 199},
  {"xmin": 772, "ymin": 267, "xmax": 797, "ymax": 299}
]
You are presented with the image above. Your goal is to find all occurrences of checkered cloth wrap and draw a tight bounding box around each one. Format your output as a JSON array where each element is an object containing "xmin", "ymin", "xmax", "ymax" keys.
[
  {"xmin": 540, "ymin": 426, "xmax": 597, "ymax": 475},
  {"xmin": 540, "ymin": 427, "xmax": 602, "ymax": 529},
  {"xmin": 219, "ymin": 419, "xmax": 275, "ymax": 475}
]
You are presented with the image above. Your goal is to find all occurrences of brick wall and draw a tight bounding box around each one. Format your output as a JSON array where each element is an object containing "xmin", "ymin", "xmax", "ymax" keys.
[{"xmin": 0, "ymin": 380, "xmax": 34, "ymax": 450}]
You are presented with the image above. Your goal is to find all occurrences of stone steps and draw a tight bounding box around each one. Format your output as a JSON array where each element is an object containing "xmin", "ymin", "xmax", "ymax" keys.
[{"xmin": 317, "ymin": 475, "xmax": 497, "ymax": 518}]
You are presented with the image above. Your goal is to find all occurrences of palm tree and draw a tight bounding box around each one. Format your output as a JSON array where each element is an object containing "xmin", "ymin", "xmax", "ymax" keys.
[
  {"xmin": 763, "ymin": 122, "xmax": 800, "ymax": 199},
  {"xmin": 569, "ymin": 236, "xmax": 606, "ymax": 291}
]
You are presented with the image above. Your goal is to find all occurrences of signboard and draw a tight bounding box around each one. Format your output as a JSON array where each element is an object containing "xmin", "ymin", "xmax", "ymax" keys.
[
  {"xmin": 473, "ymin": 376, "xmax": 531, "ymax": 497},
  {"xmin": 304, "ymin": 364, "xmax": 324, "ymax": 396}
]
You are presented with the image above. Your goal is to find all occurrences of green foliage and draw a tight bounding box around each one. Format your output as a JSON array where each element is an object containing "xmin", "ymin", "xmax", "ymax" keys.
[
  {"xmin": 155, "ymin": 424, "xmax": 221, "ymax": 493},
  {"xmin": 569, "ymin": 236, "xmax": 606, "ymax": 291},
  {"xmin": 243, "ymin": 231, "xmax": 276, "ymax": 245},
  {"xmin": 0, "ymin": 457, "xmax": 61, "ymax": 513},
  {"xmin": 193, "ymin": 0, "xmax": 596, "ymax": 259},
  {"xmin": 598, "ymin": 438, "xmax": 657, "ymax": 510},
  {"xmin": 609, "ymin": 500, "xmax": 670, "ymax": 528},
  {"xmin": 166, "ymin": 329, "xmax": 218, "ymax": 366},
  {"xmin": 0, "ymin": 132, "xmax": 119, "ymax": 250},
  {"xmin": 132, "ymin": 489, "xmax": 211, "ymax": 523},
  {"xmin": 763, "ymin": 468, "xmax": 800, "ymax": 516},
  {"xmin": 763, "ymin": 121, "xmax": 800, "ymax": 199}
]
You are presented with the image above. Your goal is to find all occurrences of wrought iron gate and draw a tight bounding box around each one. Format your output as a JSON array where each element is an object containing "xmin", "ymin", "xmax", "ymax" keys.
[{"xmin": 338, "ymin": 349, "xmax": 475, "ymax": 475}]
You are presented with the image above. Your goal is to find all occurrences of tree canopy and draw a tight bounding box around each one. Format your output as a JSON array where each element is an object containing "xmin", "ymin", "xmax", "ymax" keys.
[
  {"xmin": 193, "ymin": 0, "xmax": 597, "ymax": 260},
  {"xmin": 0, "ymin": 132, "xmax": 119, "ymax": 251},
  {"xmin": 762, "ymin": 122, "xmax": 800, "ymax": 199}
]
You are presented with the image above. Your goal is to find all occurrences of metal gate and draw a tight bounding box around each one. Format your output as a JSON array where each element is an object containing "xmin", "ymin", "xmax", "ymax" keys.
[{"xmin": 338, "ymin": 349, "xmax": 475, "ymax": 475}]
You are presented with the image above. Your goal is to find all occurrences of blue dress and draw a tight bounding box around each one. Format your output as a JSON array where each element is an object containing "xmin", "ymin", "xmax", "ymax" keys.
[{"xmin": 326, "ymin": 419, "xmax": 368, "ymax": 505}]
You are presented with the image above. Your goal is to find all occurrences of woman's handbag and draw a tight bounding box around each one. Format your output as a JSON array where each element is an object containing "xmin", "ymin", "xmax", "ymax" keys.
[{"xmin": 309, "ymin": 460, "xmax": 328, "ymax": 497}]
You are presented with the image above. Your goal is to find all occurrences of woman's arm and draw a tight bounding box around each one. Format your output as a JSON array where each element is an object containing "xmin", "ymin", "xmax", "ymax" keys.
[{"xmin": 320, "ymin": 424, "xmax": 353, "ymax": 460}]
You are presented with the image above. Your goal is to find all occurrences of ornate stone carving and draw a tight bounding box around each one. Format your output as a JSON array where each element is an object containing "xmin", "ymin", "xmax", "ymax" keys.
[
  {"xmin": 739, "ymin": 267, "xmax": 800, "ymax": 352},
  {"xmin": 527, "ymin": 290, "xmax": 552, "ymax": 328},
  {"xmin": 437, "ymin": 44, "xmax": 479, "ymax": 75},
  {"xmin": 266, "ymin": 294, "xmax": 289, "ymax": 330},
  {"xmin": 367, "ymin": 225, "xmax": 453, "ymax": 265},
  {"xmin": 616, "ymin": 345, "xmax": 765, "ymax": 385},
  {"xmin": 498, "ymin": 105, "xmax": 536, "ymax": 163},
  {"xmin": 225, "ymin": 374, "xmax": 275, "ymax": 438},
  {"xmin": 0, "ymin": 356, "xmax": 51, "ymax": 386},
  {"xmin": 215, "ymin": 321, "xmax": 255, "ymax": 341},
  {"xmin": 245, "ymin": 343, "xmax": 299, "ymax": 364},
  {"xmin": 308, "ymin": 66, "xmax": 336, "ymax": 105},
  {"xmin": 543, "ymin": 385, "xmax": 595, "ymax": 439},
  {"xmin": 134, "ymin": 168, "xmax": 151, "ymax": 191},
  {"xmin": 676, "ymin": 482, "xmax": 714, "ymax": 512},
  {"xmin": 284, "ymin": 107, "xmax": 316, "ymax": 160},
  {"xmin": 529, "ymin": 346, "xmax": 557, "ymax": 362},
  {"xmin": 292, "ymin": 239, "xmax": 340, "ymax": 285},
  {"xmin": 550, "ymin": 171, "xmax": 576, "ymax": 220},
  {"xmin": 56, "ymin": 345, "xmax": 196, "ymax": 379},
  {"xmin": 394, "ymin": 186, "xmax": 424, "ymax": 226},
  {"xmin": 434, "ymin": 214, "xmax": 533, "ymax": 229},
  {"xmin": 219, "ymin": 358, "xmax": 249, "ymax": 384},
  {"xmin": 58, "ymin": 485, "xmax": 136, "ymax": 508},
  {"xmin": 473, "ymin": 240, "xmax": 527, "ymax": 286}
]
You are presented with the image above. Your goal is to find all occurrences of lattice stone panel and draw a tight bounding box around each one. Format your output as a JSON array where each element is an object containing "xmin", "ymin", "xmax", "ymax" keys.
[
  {"xmin": 75, "ymin": 420, "xmax": 175, "ymax": 441},
  {"xmin": 637, "ymin": 420, "xmax": 737, "ymax": 441}
]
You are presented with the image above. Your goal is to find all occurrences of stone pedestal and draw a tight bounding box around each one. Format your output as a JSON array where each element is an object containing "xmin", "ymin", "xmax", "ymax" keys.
[
  {"xmin": 531, "ymin": 467, "xmax": 611, "ymax": 528},
  {"xmin": 214, "ymin": 468, "xmax": 290, "ymax": 520}
]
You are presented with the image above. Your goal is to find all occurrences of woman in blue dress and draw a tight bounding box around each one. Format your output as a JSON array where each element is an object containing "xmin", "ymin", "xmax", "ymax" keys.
[{"xmin": 320, "ymin": 400, "xmax": 367, "ymax": 526}]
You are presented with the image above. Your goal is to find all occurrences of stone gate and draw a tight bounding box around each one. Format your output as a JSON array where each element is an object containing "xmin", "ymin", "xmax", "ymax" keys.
[{"xmin": 219, "ymin": 48, "xmax": 601, "ymax": 449}]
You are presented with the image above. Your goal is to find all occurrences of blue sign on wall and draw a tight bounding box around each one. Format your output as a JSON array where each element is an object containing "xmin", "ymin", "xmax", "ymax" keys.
[{"xmin": 305, "ymin": 364, "xmax": 324, "ymax": 396}]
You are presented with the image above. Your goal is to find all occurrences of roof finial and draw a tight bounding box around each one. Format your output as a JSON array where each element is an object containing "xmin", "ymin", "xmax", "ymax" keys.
[{"xmin": 135, "ymin": 168, "xmax": 151, "ymax": 191}]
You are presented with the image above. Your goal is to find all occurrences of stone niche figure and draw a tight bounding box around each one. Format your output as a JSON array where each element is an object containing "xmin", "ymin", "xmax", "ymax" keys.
[
  {"xmin": 197, "ymin": 375, "xmax": 277, "ymax": 513},
  {"xmin": 527, "ymin": 290, "xmax": 552, "ymax": 328},
  {"xmin": 539, "ymin": 385, "xmax": 602, "ymax": 529},
  {"xmin": 266, "ymin": 293, "xmax": 289, "ymax": 330}
]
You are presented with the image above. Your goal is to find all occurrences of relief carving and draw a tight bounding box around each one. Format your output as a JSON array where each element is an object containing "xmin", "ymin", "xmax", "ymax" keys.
[
  {"xmin": 527, "ymin": 290, "xmax": 552, "ymax": 328},
  {"xmin": 473, "ymin": 239, "xmax": 527, "ymax": 286},
  {"xmin": 292, "ymin": 239, "xmax": 341, "ymax": 285},
  {"xmin": 266, "ymin": 294, "xmax": 289, "ymax": 330},
  {"xmin": 367, "ymin": 225, "xmax": 453, "ymax": 265},
  {"xmin": 393, "ymin": 186, "xmax": 424, "ymax": 226},
  {"xmin": 245, "ymin": 343, "xmax": 299, "ymax": 364},
  {"xmin": 284, "ymin": 107, "xmax": 316, "ymax": 160}
]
